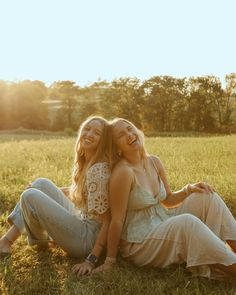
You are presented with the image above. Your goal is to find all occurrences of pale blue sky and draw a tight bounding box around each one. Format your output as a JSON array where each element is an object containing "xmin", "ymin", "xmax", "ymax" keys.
[{"xmin": 0, "ymin": 0, "xmax": 235, "ymax": 86}]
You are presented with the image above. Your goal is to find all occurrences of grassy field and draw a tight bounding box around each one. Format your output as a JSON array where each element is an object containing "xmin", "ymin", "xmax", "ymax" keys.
[{"xmin": 0, "ymin": 133, "xmax": 236, "ymax": 294}]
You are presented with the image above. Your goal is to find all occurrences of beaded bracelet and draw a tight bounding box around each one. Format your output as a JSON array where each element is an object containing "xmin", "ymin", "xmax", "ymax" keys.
[{"xmin": 104, "ymin": 257, "xmax": 116, "ymax": 265}]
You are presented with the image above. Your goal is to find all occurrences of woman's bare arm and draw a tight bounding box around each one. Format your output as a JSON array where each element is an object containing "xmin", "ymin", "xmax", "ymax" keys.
[
  {"xmin": 153, "ymin": 156, "xmax": 214, "ymax": 208},
  {"xmin": 93, "ymin": 164, "xmax": 133, "ymax": 272}
]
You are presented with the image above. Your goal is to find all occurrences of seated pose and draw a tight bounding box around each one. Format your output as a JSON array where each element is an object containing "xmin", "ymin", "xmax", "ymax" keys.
[
  {"xmin": 0, "ymin": 183, "xmax": 70, "ymax": 255},
  {"xmin": 0, "ymin": 116, "xmax": 111, "ymax": 276},
  {"xmin": 95, "ymin": 118, "xmax": 236, "ymax": 279}
]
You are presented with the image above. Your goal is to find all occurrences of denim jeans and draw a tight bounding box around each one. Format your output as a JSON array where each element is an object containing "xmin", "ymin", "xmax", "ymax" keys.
[{"xmin": 10, "ymin": 178, "xmax": 100, "ymax": 257}]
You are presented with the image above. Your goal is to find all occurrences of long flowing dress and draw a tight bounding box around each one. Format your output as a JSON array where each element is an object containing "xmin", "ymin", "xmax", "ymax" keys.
[{"xmin": 120, "ymin": 167, "xmax": 236, "ymax": 279}]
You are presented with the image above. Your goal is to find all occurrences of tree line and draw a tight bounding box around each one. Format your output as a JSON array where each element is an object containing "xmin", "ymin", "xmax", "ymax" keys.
[{"xmin": 0, "ymin": 74, "xmax": 236, "ymax": 134}]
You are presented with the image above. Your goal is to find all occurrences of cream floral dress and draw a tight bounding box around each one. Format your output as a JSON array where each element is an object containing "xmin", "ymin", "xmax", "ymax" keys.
[{"xmin": 120, "ymin": 162, "xmax": 236, "ymax": 279}]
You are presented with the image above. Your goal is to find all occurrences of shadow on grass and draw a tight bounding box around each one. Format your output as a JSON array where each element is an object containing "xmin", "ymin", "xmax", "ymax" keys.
[
  {"xmin": 0, "ymin": 244, "xmax": 72, "ymax": 295},
  {"xmin": 62, "ymin": 258, "xmax": 236, "ymax": 295},
  {"xmin": 1, "ymin": 244, "xmax": 236, "ymax": 295}
]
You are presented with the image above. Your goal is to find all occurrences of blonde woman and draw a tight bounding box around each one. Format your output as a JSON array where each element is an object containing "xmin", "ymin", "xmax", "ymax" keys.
[
  {"xmin": 1, "ymin": 116, "xmax": 111, "ymax": 276},
  {"xmin": 95, "ymin": 118, "xmax": 236, "ymax": 279}
]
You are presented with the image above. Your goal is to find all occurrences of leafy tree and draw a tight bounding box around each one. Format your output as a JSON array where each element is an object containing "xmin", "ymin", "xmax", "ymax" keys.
[
  {"xmin": 141, "ymin": 76, "xmax": 186, "ymax": 132},
  {"xmin": 186, "ymin": 76, "xmax": 220, "ymax": 132},
  {"xmin": 77, "ymin": 101, "xmax": 101, "ymax": 126},
  {"xmin": 0, "ymin": 74, "xmax": 235, "ymax": 133},
  {"xmin": 223, "ymin": 73, "xmax": 236, "ymax": 132},
  {"xmin": 0, "ymin": 81, "xmax": 8, "ymax": 129},
  {"xmin": 4, "ymin": 80, "xmax": 49, "ymax": 130},
  {"xmin": 51, "ymin": 108, "xmax": 67, "ymax": 131},
  {"xmin": 101, "ymin": 78, "xmax": 143, "ymax": 127},
  {"xmin": 21, "ymin": 80, "xmax": 48, "ymax": 129},
  {"xmin": 50, "ymin": 81, "xmax": 80, "ymax": 129},
  {"xmin": 76, "ymin": 80, "xmax": 109, "ymax": 124}
]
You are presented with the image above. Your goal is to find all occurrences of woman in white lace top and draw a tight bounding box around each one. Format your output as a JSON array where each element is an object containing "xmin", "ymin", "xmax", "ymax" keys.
[{"xmin": 0, "ymin": 116, "xmax": 111, "ymax": 276}]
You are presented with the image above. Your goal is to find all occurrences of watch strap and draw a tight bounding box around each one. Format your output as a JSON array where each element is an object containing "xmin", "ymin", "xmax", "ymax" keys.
[{"xmin": 85, "ymin": 253, "xmax": 98, "ymax": 267}]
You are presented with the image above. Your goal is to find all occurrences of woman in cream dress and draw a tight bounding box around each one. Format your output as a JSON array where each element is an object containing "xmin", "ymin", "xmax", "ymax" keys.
[{"xmin": 94, "ymin": 118, "xmax": 236, "ymax": 279}]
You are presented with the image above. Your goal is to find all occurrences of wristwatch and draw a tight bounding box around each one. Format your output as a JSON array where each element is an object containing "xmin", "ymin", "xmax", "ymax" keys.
[{"xmin": 86, "ymin": 253, "xmax": 98, "ymax": 266}]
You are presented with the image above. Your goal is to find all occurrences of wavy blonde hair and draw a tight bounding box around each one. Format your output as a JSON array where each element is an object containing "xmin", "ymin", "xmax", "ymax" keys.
[
  {"xmin": 70, "ymin": 116, "xmax": 111, "ymax": 208},
  {"xmin": 109, "ymin": 118, "xmax": 148, "ymax": 169}
]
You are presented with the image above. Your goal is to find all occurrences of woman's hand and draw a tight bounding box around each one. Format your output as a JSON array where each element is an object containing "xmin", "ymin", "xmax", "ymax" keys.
[
  {"xmin": 188, "ymin": 182, "xmax": 215, "ymax": 195},
  {"xmin": 92, "ymin": 262, "xmax": 114, "ymax": 273},
  {"xmin": 60, "ymin": 187, "xmax": 70, "ymax": 197},
  {"xmin": 71, "ymin": 261, "xmax": 94, "ymax": 277}
]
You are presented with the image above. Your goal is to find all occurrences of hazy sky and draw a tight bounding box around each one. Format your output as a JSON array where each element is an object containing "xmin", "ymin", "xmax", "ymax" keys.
[{"xmin": 0, "ymin": 0, "xmax": 235, "ymax": 86}]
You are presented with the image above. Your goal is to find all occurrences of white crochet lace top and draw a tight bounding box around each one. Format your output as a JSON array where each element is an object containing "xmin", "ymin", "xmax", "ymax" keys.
[{"xmin": 82, "ymin": 162, "xmax": 110, "ymax": 219}]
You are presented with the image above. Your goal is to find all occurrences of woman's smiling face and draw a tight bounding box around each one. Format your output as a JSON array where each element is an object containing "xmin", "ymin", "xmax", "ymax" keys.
[
  {"xmin": 80, "ymin": 119, "xmax": 103, "ymax": 152},
  {"xmin": 112, "ymin": 120, "xmax": 141, "ymax": 154}
]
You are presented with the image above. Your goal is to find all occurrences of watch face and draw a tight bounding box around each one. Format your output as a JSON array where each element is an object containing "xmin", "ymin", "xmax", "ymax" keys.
[{"xmin": 87, "ymin": 254, "xmax": 98, "ymax": 264}]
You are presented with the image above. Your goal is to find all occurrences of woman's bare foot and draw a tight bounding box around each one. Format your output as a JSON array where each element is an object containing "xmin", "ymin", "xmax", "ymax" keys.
[
  {"xmin": 215, "ymin": 263, "xmax": 236, "ymax": 277},
  {"xmin": 227, "ymin": 240, "xmax": 236, "ymax": 253},
  {"xmin": 0, "ymin": 236, "xmax": 12, "ymax": 256},
  {"xmin": 0, "ymin": 225, "xmax": 21, "ymax": 257}
]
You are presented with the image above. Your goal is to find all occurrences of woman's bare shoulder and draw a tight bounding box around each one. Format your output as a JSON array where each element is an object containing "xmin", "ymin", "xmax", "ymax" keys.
[
  {"xmin": 148, "ymin": 155, "xmax": 163, "ymax": 171},
  {"xmin": 111, "ymin": 161, "xmax": 133, "ymax": 180}
]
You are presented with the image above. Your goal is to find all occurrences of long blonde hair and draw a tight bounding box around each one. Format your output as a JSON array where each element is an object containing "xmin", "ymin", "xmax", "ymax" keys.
[
  {"xmin": 70, "ymin": 116, "xmax": 111, "ymax": 208},
  {"xmin": 109, "ymin": 118, "xmax": 148, "ymax": 168}
]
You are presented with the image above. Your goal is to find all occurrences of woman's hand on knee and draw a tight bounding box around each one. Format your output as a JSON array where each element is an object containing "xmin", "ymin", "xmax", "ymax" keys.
[
  {"xmin": 190, "ymin": 182, "xmax": 215, "ymax": 194},
  {"xmin": 71, "ymin": 261, "xmax": 94, "ymax": 277}
]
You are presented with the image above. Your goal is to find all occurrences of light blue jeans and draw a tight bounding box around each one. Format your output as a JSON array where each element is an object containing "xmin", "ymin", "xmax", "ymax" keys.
[{"xmin": 9, "ymin": 178, "xmax": 100, "ymax": 258}]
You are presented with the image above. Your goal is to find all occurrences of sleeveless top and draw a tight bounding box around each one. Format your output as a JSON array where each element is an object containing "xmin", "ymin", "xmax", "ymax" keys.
[
  {"xmin": 121, "ymin": 159, "xmax": 174, "ymax": 243},
  {"xmin": 81, "ymin": 162, "xmax": 110, "ymax": 220}
]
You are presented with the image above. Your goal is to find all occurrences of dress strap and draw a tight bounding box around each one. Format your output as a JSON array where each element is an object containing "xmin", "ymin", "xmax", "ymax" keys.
[
  {"xmin": 149, "ymin": 156, "xmax": 160, "ymax": 176},
  {"xmin": 132, "ymin": 172, "xmax": 138, "ymax": 187}
]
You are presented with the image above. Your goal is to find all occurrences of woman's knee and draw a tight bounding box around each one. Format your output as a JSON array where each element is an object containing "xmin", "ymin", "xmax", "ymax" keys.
[
  {"xmin": 20, "ymin": 188, "xmax": 38, "ymax": 205},
  {"xmin": 210, "ymin": 191, "xmax": 223, "ymax": 203},
  {"xmin": 189, "ymin": 191, "xmax": 220, "ymax": 202},
  {"xmin": 31, "ymin": 177, "xmax": 54, "ymax": 190},
  {"xmin": 177, "ymin": 213, "xmax": 202, "ymax": 226},
  {"xmin": 174, "ymin": 214, "xmax": 207, "ymax": 238}
]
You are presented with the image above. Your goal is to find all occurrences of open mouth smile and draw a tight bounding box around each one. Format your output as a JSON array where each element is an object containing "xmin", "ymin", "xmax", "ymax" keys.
[
  {"xmin": 83, "ymin": 138, "xmax": 93, "ymax": 144},
  {"xmin": 128, "ymin": 137, "xmax": 138, "ymax": 145}
]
